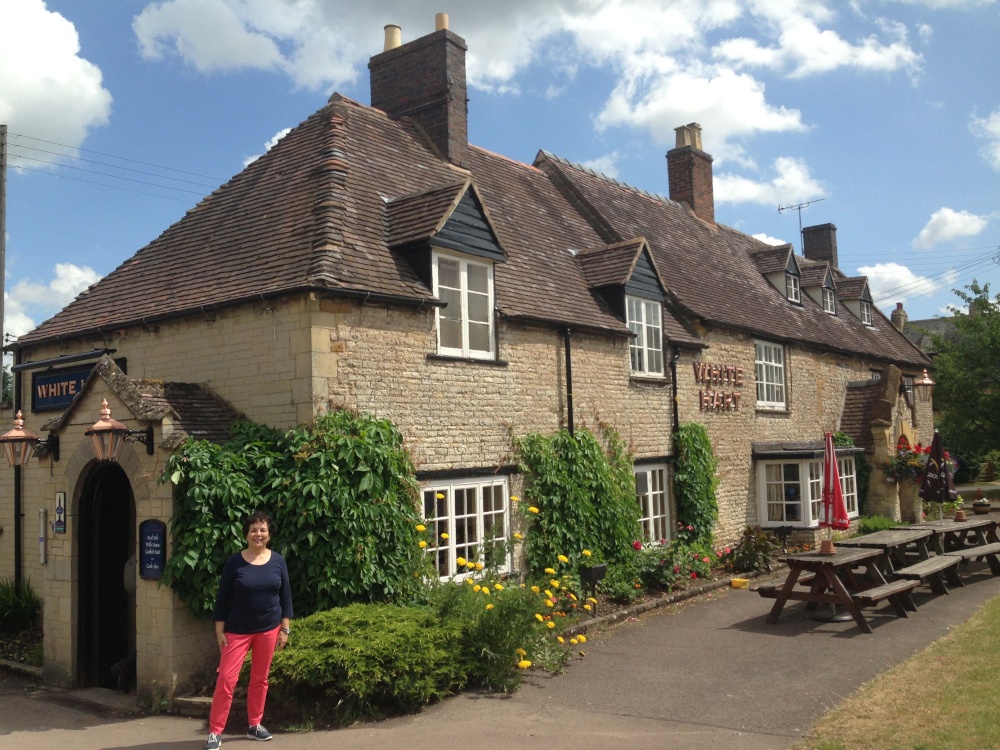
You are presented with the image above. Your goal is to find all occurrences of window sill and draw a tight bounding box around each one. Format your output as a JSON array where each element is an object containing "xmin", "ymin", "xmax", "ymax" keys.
[
  {"xmin": 756, "ymin": 406, "xmax": 790, "ymax": 416},
  {"xmin": 426, "ymin": 354, "xmax": 509, "ymax": 367},
  {"xmin": 630, "ymin": 374, "xmax": 669, "ymax": 387}
]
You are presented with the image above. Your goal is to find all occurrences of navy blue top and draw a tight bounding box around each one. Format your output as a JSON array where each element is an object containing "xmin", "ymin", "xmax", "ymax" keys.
[{"xmin": 212, "ymin": 551, "xmax": 293, "ymax": 634}]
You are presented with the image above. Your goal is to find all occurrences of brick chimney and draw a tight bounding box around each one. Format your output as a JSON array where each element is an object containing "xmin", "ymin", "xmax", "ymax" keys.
[
  {"xmin": 891, "ymin": 302, "xmax": 908, "ymax": 332},
  {"xmin": 368, "ymin": 15, "xmax": 468, "ymax": 167},
  {"xmin": 802, "ymin": 223, "xmax": 838, "ymax": 269},
  {"xmin": 666, "ymin": 123, "xmax": 714, "ymax": 224}
]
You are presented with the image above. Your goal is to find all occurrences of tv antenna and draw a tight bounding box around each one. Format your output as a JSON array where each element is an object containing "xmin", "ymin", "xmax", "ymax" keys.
[{"xmin": 778, "ymin": 198, "xmax": 824, "ymax": 252}]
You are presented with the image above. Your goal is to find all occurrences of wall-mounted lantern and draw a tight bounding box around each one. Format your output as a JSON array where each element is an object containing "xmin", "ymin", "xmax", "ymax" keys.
[
  {"xmin": 912, "ymin": 369, "xmax": 935, "ymax": 404},
  {"xmin": 85, "ymin": 398, "xmax": 153, "ymax": 462},
  {"xmin": 0, "ymin": 411, "xmax": 60, "ymax": 467}
]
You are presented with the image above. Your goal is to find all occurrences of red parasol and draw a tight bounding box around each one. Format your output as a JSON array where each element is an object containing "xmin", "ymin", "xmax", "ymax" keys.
[{"xmin": 819, "ymin": 433, "xmax": 850, "ymax": 552}]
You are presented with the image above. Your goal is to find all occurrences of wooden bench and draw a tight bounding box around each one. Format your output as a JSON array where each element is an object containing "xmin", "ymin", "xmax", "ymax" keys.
[
  {"xmin": 852, "ymin": 579, "xmax": 920, "ymax": 617},
  {"xmin": 890, "ymin": 555, "xmax": 963, "ymax": 595},
  {"xmin": 754, "ymin": 572, "xmax": 815, "ymax": 599},
  {"xmin": 943, "ymin": 542, "xmax": 1000, "ymax": 575}
]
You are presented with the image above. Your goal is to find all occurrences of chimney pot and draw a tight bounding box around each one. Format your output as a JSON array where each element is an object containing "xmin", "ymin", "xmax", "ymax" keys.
[
  {"xmin": 384, "ymin": 24, "xmax": 401, "ymax": 51},
  {"xmin": 667, "ymin": 123, "xmax": 714, "ymax": 224},
  {"xmin": 435, "ymin": 13, "xmax": 449, "ymax": 31}
]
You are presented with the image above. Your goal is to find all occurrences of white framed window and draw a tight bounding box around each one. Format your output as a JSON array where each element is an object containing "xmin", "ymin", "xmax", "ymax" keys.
[
  {"xmin": 785, "ymin": 274, "xmax": 800, "ymax": 303},
  {"xmin": 422, "ymin": 477, "xmax": 510, "ymax": 579},
  {"xmin": 433, "ymin": 252, "xmax": 495, "ymax": 359},
  {"xmin": 635, "ymin": 464, "xmax": 670, "ymax": 542},
  {"xmin": 902, "ymin": 375, "xmax": 914, "ymax": 400},
  {"xmin": 626, "ymin": 296, "xmax": 663, "ymax": 375},
  {"xmin": 757, "ymin": 458, "xmax": 859, "ymax": 527},
  {"xmin": 754, "ymin": 340, "xmax": 786, "ymax": 410},
  {"xmin": 860, "ymin": 300, "xmax": 872, "ymax": 326},
  {"xmin": 822, "ymin": 288, "xmax": 836, "ymax": 314}
]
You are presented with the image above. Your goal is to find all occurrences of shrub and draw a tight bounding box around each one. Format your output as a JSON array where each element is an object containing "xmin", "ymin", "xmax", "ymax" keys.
[
  {"xmin": 0, "ymin": 578, "xmax": 42, "ymax": 633},
  {"xmin": 637, "ymin": 540, "xmax": 718, "ymax": 588},
  {"xmin": 516, "ymin": 426, "xmax": 641, "ymax": 576},
  {"xmin": 857, "ymin": 515, "xmax": 898, "ymax": 534},
  {"xmin": 673, "ymin": 423, "xmax": 719, "ymax": 544},
  {"xmin": 268, "ymin": 604, "xmax": 468, "ymax": 725},
  {"xmin": 598, "ymin": 559, "xmax": 642, "ymax": 603},
  {"xmin": 721, "ymin": 527, "xmax": 780, "ymax": 574}
]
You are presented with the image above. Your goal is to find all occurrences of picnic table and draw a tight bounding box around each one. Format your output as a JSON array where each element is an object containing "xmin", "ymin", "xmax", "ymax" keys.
[
  {"xmin": 899, "ymin": 517, "xmax": 998, "ymax": 554},
  {"xmin": 836, "ymin": 528, "xmax": 933, "ymax": 572},
  {"xmin": 760, "ymin": 546, "xmax": 918, "ymax": 634}
]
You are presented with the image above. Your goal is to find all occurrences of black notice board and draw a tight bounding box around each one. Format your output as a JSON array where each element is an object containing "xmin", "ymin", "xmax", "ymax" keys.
[{"xmin": 139, "ymin": 519, "xmax": 167, "ymax": 580}]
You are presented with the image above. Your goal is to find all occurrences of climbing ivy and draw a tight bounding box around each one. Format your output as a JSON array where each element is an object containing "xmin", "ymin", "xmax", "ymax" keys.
[
  {"xmin": 673, "ymin": 422, "xmax": 719, "ymax": 544},
  {"xmin": 162, "ymin": 409, "xmax": 425, "ymax": 618},
  {"xmin": 515, "ymin": 426, "xmax": 641, "ymax": 576}
]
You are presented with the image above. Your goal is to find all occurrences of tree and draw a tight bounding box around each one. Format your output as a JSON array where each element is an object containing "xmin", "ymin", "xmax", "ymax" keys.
[{"xmin": 932, "ymin": 281, "xmax": 1000, "ymax": 468}]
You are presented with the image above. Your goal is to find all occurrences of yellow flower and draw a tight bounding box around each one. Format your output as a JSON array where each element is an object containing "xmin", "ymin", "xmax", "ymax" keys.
[
  {"xmin": 466, "ymin": 561, "xmax": 476, "ymax": 569},
  {"xmin": 557, "ymin": 636, "xmax": 565, "ymax": 644},
  {"xmin": 530, "ymin": 585, "xmax": 540, "ymax": 594},
  {"xmin": 456, "ymin": 557, "xmax": 467, "ymax": 567},
  {"xmin": 550, "ymin": 580, "xmax": 560, "ymax": 588},
  {"xmin": 436, "ymin": 493, "xmax": 445, "ymax": 499},
  {"xmin": 528, "ymin": 506, "xmax": 540, "ymax": 514},
  {"xmin": 546, "ymin": 621, "xmax": 555, "ymax": 629},
  {"xmin": 473, "ymin": 584, "xmax": 481, "ymax": 592},
  {"xmin": 518, "ymin": 659, "xmax": 531, "ymax": 669},
  {"xmin": 418, "ymin": 540, "xmax": 427, "ymax": 549},
  {"xmin": 544, "ymin": 567, "xmax": 556, "ymax": 575},
  {"xmin": 513, "ymin": 533, "xmax": 523, "ymax": 540},
  {"xmin": 516, "ymin": 648, "xmax": 526, "ymax": 656},
  {"xmin": 544, "ymin": 590, "xmax": 553, "ymax": 598},
  {"xmin": 440, "ymin": 532, "xmax": 449, "ymax": 540},
  {"xmin": 557, "ymin": 554, "xmax": 569, "ymax": 563},
  {"xmin": 494, "ymin": 583, "xmax": 504, "ymax": 591},
  {"xmin": 570, "ymin": 638, "xmax": 579, "ymax": 645},
  {"xmin": 544, "ymin": 599, "xmax": 554, "ymax": 607},
  {"xmin": 486, "ymin": 604, "xmax": 494, "ymax": 610},
  {"xmin": 475, "ymin": 562, "xmax": 484, "ymax": 571},
  {"xmin": 577, "ymin": 635, "xmax": 587, "ymax": 643},
  {"xmin": 481, "ymin": 588, "xmax": 490, "ymax": 596},
  {"xmin": 510, "ymin": 495, "xmax": 519, "ymax": 502},
  {"xmin": 587, "ymin": 597, "xmax": 598, "ymax": 604},
  {"xmin": 416, "ymin": 524, "xmax": 426, "ymax": 532},
  {"xmin": 582, "ymin": 549, "xmax": 592, "ymax": 557},
  {"xmin": 535, "ymin": 613, "xmax": 544, "ymax": 622},
  {"xmin": 465, "ymin": 578, "xmax": 474, "ymax": 585},
  {"xmin": 583, "ymin": 604, "xmax": 592, "ymax": 611},
  {"xmin": 567, "ymin": 593, "xmax": 577, "ymax": 601}
]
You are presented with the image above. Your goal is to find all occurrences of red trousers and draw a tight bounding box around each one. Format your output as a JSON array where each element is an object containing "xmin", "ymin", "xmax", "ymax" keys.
[{"xmin": 209, "ymin": 626, "xmax": 279, "ymax": 734}]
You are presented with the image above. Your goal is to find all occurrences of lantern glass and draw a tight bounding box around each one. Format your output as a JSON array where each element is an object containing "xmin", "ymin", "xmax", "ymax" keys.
[
  {"xmin": 0, "ymin": 411, "xmax": 39, "ymax": 467},
  {"xmin": 913, "ymin": 369, "xmax": 935, "ymax": 404},
  {"xmin": 85, "ymin": 398, "xmax": 131, "ymax": 463}
]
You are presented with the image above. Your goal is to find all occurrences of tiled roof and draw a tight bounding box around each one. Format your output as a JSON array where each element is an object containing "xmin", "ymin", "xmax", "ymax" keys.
[
  {"xmin": 578, "ymin": 238, "xmax": 647, "ymax": 288},
  {"xmin": 535, "ymin": 153, "xmax": 930, "ymax": 368},
  {"xmin": 749, "ymin": 246, "xmax": 792, "ymax": 275},
  {"xmin": 905, "ymin": 318, "xmax": 956, "ymax": 355},
  {"xmin": 837, "ymin": 277, "xmax": 869, "ymax": 300},
  {"xmin": 800, "ymin": 265, "xmax": 833, "ymax": 288},
  {"xmin": 839, "ymin": 380, "xmax": 884, "ymax": 452},
  {"xmin": 386, "ymin": 181, "xmax": 468, "ymax": 247}
]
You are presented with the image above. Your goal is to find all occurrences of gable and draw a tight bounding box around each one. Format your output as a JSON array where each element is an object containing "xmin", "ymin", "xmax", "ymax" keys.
[
  {"xmin": 434, "ymin": 190, "xmax": 506, "ymax": 262},
  {"xmin": 624, "ymin": 249, "xmax": 665, "ymax": 301}
]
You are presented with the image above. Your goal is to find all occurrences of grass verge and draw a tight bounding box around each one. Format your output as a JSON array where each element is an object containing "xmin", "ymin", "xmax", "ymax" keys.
[{"xmin": 795, "ymin": 594, "xmax": 1000, "ymax": 750}]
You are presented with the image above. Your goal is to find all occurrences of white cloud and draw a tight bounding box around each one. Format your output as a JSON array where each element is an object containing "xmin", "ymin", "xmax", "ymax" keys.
[
  {"xmin": 859, "ymin": 262, "xmax": 942, "ymax": 309},
  {"xmin": 5, "ymin": 263, "xmax": 102, "ymax": 339},
  {"xmin": 970, "ymin": 107, "xmax": 1000, "ymax": 171},
  {"xmin": 0, "ymin": 0, "xmax": 112, "ymax": 168},
  {"xmin": 243, "ymin": 127, "xmax": 292, "ymax": 167},
  {"xmin": 890, "ymin": 0, "xmax": 995, "ymax": 8},
  {"xmin": 912, "ymin": 207, "xmax": 988, "ymax": 249},
  {"xmin": 715, "ymin": 156, "xmax": 826, "ymax": 205},
  {"xmin": 752, "ymin": 233, "xmax": 788, "ymax": 245},
  {"xmin": 579, "ymin": 152, "xmax": 621, "ymax": 179}
]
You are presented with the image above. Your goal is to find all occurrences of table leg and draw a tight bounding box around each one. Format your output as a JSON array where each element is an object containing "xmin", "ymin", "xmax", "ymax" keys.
[
  {"xmin": 766, "ymin": 565, "xmax": 804, "ymax": 625},
  {"xmin": 914, "ymin": 540, "xmax": 931, "ymax": 561},
  {"xmin": 821, "ymin": 567, "xmax": 872, "ymax": 634}
]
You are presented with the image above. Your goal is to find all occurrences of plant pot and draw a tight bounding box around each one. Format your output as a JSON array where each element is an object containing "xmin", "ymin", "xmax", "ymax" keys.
[
  {"xmin": 973, "ymin": 502, "xmax": 992, "ymax": 515},
  {"xmin": 819, "ymin": 539, "xmax": 837, "ymax": 556},
  {"xmin": 954, "ymin": 509, "xmax": 968, "ymax": 522}
]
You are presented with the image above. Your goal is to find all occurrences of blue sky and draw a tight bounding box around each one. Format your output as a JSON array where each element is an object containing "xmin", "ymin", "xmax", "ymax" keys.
[{"xmin": 2, "ymin": 0, "xmax": 999, "ymax": 340}]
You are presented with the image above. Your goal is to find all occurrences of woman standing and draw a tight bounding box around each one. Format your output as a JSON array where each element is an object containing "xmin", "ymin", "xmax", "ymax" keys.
[{"xmin": 205, "ymin": 511, "xmax": 293, "ymax": 749}]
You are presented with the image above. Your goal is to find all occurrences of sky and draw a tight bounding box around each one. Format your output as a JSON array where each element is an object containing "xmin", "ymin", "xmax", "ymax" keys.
[{"xmin": 2, "ymin": 0, "xmax": 999, "ymax": 341}]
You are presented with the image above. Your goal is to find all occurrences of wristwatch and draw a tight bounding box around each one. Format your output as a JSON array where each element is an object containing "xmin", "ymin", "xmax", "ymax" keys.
[{"xmin": 279, "ymin": 627, "xmax": 290, "ymax": 635}]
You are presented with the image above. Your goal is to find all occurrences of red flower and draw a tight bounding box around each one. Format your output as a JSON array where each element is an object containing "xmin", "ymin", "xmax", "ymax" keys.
[
  {"xmin": 673, "ymin": 565, "xmax": 680, "ymax": 574},
  {"xmin": 702, "ymin": 556, "xmax": 710, "ymax": 564},
  {"xmin": 691, "ymin": 572, "xmax": 698, "ymax": 579},
  {"xmin": 632, "ymin": 540, "xmax": 643, "ymax": 550}
]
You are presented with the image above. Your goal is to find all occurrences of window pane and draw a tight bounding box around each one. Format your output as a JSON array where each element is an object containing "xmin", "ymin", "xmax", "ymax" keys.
[
  {"xmin": 467, "ymin": 291, "xmax": 490, "ymax": 324},
  {"xmin": 468, "ymin": 322, "xmax": 490, "ymax": 352},
  {"xmin": 440, "ymin": 318, "xmax": 462, "ymax": 349},
  {"xmin": 467, "ymin": 263, "xmax": 489, "ymax": 294},
  {"xmin": 438, "ymin": 259, "xmax": 460, "ymax": 289}
]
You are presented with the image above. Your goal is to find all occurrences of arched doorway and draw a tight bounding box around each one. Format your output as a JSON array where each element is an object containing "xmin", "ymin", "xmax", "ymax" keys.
[{"xmin": 78, "ymin": 463, "xmax": 136, "ymax": 689}]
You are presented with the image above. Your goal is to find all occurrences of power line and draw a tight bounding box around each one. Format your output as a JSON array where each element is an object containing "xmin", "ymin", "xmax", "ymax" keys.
[
  {"xmin": 8, "ymin": 131, "xmax": 226, "ymax": 182},
  {"xmin": 12, "ymin": 154, "xmax": 209, "ymax": 196},
  {"xmin": 871, "ymin": 255, "xmax": 998, "ymax": 303},
  {"xmin": 9, "ymin": 143, "xmax": 219, "ymax": 189},
  {"xmin": 14, "ymin": 166, "xmax": 197, "ymax": 204}
]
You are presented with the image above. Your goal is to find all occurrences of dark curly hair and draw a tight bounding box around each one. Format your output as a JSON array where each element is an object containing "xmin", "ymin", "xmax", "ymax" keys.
[{"xmin": 242, "ymin": 510, "xmax": 275, "ymax": 538}]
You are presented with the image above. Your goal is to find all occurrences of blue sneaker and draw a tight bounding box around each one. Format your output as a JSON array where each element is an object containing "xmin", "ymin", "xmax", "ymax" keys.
[
  {"xmin": 247, "ymin": 724, "xmax": 272, "ymax": 741},
  {"xmin": 204, "ymin": 733, "xmax": 222, "ymax": 750}
]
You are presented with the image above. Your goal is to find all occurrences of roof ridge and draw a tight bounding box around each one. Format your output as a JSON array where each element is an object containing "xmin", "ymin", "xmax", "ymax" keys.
[
  {"xmin": 308, "ymin": 104, "xmax": 351, "ymax": 287},
  {"xmin": 537, "ymin": 150, "xmax": 683, "ymax": 210}
]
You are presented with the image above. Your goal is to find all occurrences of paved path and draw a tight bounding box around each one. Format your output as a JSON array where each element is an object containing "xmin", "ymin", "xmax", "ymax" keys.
[{"xmin": 4, "ymin": 565, "xmax": 1000, "ymax": 749}]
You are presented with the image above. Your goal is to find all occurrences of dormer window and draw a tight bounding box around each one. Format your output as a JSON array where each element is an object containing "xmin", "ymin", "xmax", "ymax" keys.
[
  {"xmin": 627, "ymin": 296, "xmax": 663, "ymax": 375},
  {"xmin": 822, "ymin": 288, "xmax": 836, "ymax": 314},
  {"xmin": 785, "ymin": 273, "xmax": 800, "ymax": 303},
  {"xmin": 860, "ymin": 300, "xmax": 872, "ymax": 326},
  {"xmin": 433, "ymin": 252, "xmax": 495, "ymax": 359}
]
